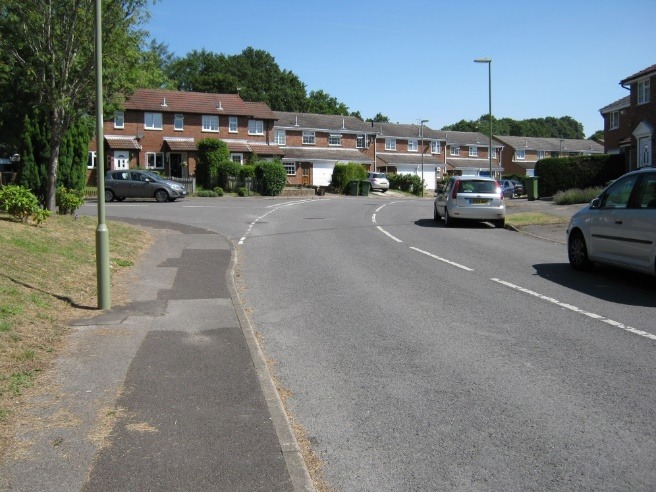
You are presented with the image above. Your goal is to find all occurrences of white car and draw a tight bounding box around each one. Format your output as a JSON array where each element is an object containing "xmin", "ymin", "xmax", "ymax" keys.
[
  {"xmin": 433, "ymin": 176, "xmax": 506, "ymax": 228},
  {"xmin": 567, "ymin": 167, "xmax": 656, "ymax": 276},
  {"xmin": 366, "ymin": 172, "xmax": 389, "ymax": 192}
]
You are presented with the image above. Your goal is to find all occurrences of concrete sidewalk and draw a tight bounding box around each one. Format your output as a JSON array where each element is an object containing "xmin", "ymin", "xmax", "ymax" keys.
[{"xmin": 0, "ymin": 219, "xmax": 314, "ymax": 491}]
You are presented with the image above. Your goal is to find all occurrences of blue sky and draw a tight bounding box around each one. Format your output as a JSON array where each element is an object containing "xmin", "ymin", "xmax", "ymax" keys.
[{"xmin": 144, "ymin": 0, "xmax": 654, "ymax": 138}]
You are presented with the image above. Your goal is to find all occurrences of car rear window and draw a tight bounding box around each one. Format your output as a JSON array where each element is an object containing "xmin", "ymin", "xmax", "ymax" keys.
[{"xmin": 458, "ymin": 180, "xmax": 497, "ymax": 193}]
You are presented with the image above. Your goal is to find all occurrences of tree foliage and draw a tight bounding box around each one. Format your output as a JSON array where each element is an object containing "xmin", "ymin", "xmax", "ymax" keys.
[
  {"xmin": 196, "ymin": 138, "xmax": 230, "ymax": 189},
  {"xmin": 442, "ymin": 114, "xmax": 587, "ymax": 139}
]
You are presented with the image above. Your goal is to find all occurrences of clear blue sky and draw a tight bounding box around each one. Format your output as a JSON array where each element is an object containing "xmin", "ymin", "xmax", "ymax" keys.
[{"xmin": 144, "ymin": 0, "xmax": 654, "ymax": 138}]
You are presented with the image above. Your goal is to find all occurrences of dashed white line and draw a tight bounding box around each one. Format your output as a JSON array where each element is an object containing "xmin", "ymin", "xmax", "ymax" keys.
[
  {"xmin": 376, "ymin": 226, "xmax": 403, "ymax": 243},
  {"xmin": 491, "ymin": 278, "xmax": 656, "ymax": 341},
  {"xmin": 410, "ymin": 247, "xmax": 474, "ymax": 271}
]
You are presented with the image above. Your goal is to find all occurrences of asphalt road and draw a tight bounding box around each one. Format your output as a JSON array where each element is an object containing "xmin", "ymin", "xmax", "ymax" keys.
[{"xmin": 83, "ymin": 195, "xmax": 656, "ymax": 491}]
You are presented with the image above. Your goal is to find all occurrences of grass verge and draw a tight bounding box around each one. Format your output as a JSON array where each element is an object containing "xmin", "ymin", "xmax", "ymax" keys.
[
  {"xmin": 505, "ymin": 212, "xmax": 569, "ymax": 228},
  {"xmin": 0, "ymin": 212, "xmax": 151, "ymax": 457}
]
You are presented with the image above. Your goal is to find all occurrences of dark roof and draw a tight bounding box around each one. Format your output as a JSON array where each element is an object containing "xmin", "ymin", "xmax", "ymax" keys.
[
  {"xmin": 445, "ymin": 158, "xmax": 502, "ymax": 171},
  {"xmin": 225, "ymin": 141, "xmax": 284, "ymax": 155},
  {"xmin": 281, "ymin": 146, "xmax": 372, "ymax": 163},
  {"xmin": 620, "ymin": 64, "xmax": 656, "ymax": 86},
  {"xmin": 445, "ymin": 131, "xmax": 503, "ymax": 148},
  {"xmin": 599, "ymin": 95, "xmax": 630, "ymax": 114},
  {"xmin": 105, "ymin": 135, "xmax": 140, "ymax": 150},
  {"xmin": 123, "ymin": 89, "xmax": 276, "ymax": 119},
  {"xmin": 369, "ymin": 122, "xmax": 437, "ymax": 140},
  {"xmin": 494, "ymin": 136, "xmax": 604, "ymax": 153},
  {"xmin": 377, "ymin": 153, "xmax": 441, "ymax": 166},
  {"xmin": 274, "ymin": 112, "xmax": 372, "ymax": 133}
]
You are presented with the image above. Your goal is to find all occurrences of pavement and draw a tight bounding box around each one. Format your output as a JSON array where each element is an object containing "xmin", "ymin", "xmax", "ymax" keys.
[{"xmin": 0, "ymin": 196, "xmax": 583, "ymax": 492}]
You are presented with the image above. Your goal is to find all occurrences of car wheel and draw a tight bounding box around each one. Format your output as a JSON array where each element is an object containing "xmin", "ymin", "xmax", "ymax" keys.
[
  {"xmin": 494, "ymin": 218, "xmax": 505, "ymax": 228},
  {"xmin": 444, "ymin": 207, "xmax": 456, "ymax": 227},
  {"xmin": 433, "ymin": 205, "xmax": 440, "ymax": 222},
  {"xmin": 116, "ymin": 196, "xmax": 125, "ymax": 202},
  {"xmin": 381, "ymin": 189, "xmax": 387, "ymax": 193},
  {"xmin": 155, "ymin": 189, "xmax": 169, "ymax": 203},
  {"xmin": 568, "ymin": 230, "xmax": 593, "ymax": 271},
  {"xmin": 105, "ymin": 189, "xmax": 115, "ymax": 202}
]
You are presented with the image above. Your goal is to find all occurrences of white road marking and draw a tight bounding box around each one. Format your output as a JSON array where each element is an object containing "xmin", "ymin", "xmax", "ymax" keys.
[
  {"xmin": 377, "ymin": 226, "xmax": 403, "ymax": 243},
  {"xmin": 491, "ymin": 278, "xmax": 656, "ymax": 341},
  {"xmin": 410, "ymin": 247, "xmax": 474, "ymax": 271}
]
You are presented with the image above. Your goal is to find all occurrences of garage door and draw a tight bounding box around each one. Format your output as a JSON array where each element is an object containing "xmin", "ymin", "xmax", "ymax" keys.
[
  {"xmin": 313, "ymin": 162, "xmax": 334, "ymax": 187},
  {"xmin": 397, "ymin": 165, "xmax": 437, "ymax": 190}
]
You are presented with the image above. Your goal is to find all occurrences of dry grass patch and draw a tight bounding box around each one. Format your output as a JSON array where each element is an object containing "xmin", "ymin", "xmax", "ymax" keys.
[
  {"xmin": 505, "ymin": 212, "xmax": 569, "ymax": 228},
  {"xmin": 0, "ymin": 213, "xmax": 152, "ymax": 457}
]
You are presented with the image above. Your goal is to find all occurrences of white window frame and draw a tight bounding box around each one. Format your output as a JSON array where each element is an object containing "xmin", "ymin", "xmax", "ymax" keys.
[
  {"xmin": 202, "ymin": 114, "xmax": 219, "ymax": 132},
  {"xmin": 492, "ymin": 147, "xmax": 497, "ymax": 158},
  {"xmin": 450, "ymin": 146, "xmax": 460, "ymax": 156},
  {"xmin": 274, "ymin": 129, "xmax": 286, "ymax": 145},
  {"xmin": 229, "ymin": 116, "xmax": 238, "ymax": 133},
  {"xmin": 610, "ymin": 111, "xmax": 619, "ymax": 130},
  {"xmin": 284, "ymin": 162, "xmax": 296, "ymax": 175},
  {"xmin": 230, "ymin": 153, "xmax": 244, "ymax": 164},
  {"xmin": 174, "ymin": 113, "xmax": 184, "ymax": 131},
  {"xmin": 248, "ymin": 119, "xmax": 264, "ymax": 135},
  {"xmin": 87, "ymin": 151, "xmax": 97, "ymax": 169},
  {"xmin": 408, "ymin": 139, "xmax": 418, "ymax": 152},
  {"xmin": 431, "ymin": 141, "xmax": 441, "ymax": 154},
  {"xmin": 329, "ymin": 134, "xmax": 342, "ymax": 146},
  {"xmin": 385, "ymin": 138, "xmax": 396, "ymax": 151},
  {"xmin": 537, "ymin": 150, "xmax": 546, "ymax": 160},
  {"xmin": 144, "ymin": 112, "xmax": 162, "ymax": 130},
  {"xmin": 469, "ymin": 146, "xmax": 478, "ymax": 157},
  {"xmin": 146, "ymin": 152, "xmax": 164, "ymax": 169},
  {"xmin": 515, "ymin": 149, "xmax": 526, "ymax": 160},
  {"xmin": 356, "ymin": 134, "xmax": 368, "ymax": 148},
  {"xmin": 114, "ymin": 111, "xmax": 124, "ymax": 129},
  {"xmin": 302, "ymin": 131, "xmax": 315, "ymax": 145},
  {"xmin": 638, "ymin": 79, "xmax": 650, "ymax": 105}
]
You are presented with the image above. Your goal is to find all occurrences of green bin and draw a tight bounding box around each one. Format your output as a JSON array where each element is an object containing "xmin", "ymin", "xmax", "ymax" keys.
[
  {"xmin": 360, "ymin": 180, "xmax": 371, "ymax": 196},
  {"xmin": 526, "ymin": 176, "xmax": 538, "ymax": 201},
  {"xmin": 349, "ymin": 180, "xmax": 360, "ymax": 196}
]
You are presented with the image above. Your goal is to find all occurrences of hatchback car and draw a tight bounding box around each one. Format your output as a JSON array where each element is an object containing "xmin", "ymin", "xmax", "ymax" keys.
[
  {"xmin": 366, "ymin": 172, "xmax": 389, "ymax": 192},
  {"xmin": 105, "ymin": 169, "xmax": 187, "ymax": 202},
  {"xmin": 433, "ymin": 176, "xmax": 506, "ymax": 227},
  {"xmin": 567, "ymin": 167, "xmax": 656, "ymax": 276},
  {"xmin": 500, "ymin": 179, "xmax": 525, "ymax": 198}
]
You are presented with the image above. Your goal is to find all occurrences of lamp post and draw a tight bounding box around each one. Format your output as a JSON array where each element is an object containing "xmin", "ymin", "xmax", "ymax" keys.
[
  {"xmin": 474, "ymin": 58, "xmax": 492, "ymax": 178},
  {"xmin": 420, "ymin": 119, "xmax": 429, "ymax": 197}
]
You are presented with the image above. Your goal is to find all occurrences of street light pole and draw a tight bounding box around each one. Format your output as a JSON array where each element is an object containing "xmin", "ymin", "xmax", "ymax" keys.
[
  {"xmin": 474, "ymin": 58, "xmax": 492, "ymax": 178},
  {"xmin": 420, "ymin": 119, "xmax": 429, "ymax": 197}
]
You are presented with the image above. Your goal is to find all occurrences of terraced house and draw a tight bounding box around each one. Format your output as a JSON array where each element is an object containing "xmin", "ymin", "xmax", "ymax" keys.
[{"xmin": 600, "ymin": 64, "xmax": 656, "ymax": 170}]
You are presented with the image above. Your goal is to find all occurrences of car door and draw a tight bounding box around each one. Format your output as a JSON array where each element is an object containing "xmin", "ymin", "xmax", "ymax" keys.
[
  {"xmin": 128, "ymin": 171, "xmax": 154, "ymax": 198},
  {"xmin": 435, "ymin": 178, "xmax": 453, "ymax": 215},
  {"xmin": 588, "ymin": 173, "xmax": 640, "ymax": 263},
  {"xmin": 617, "ymin": 172, "xmax": 656, "ymax": 270},
  {"xmin": 110, "ymin": 171, "xmax": 131, "ymax": 198}
]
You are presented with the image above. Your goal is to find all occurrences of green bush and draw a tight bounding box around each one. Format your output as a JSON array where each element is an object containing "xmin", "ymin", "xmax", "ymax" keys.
[
  {"xmin": 255, "ymin": 160, "xmax": 287, "ymax": 196},
  {"xmin": 217, "ymin": 161, "xmax": 242, "ymax": 190},
  {"xmin": 195, "ymin": 189, "xmax": 218, "ymax": 197},
  {"xmin": 0, "ymin": 185, "xmax": 50, "ymax": 224},
  {"xmin": 213, "ymin": 187, "xmax": 224, "ymax": 197},
  {"xmin": 55, "ymin": 186, "xmax": 85, "ymax": 215},
  {"xmin": 197, "ymin": 139, "xmax": 230, "ymax": 189},
  {"xmin": 388, "ymin": 173, "xmax": 424, "ymax": 195},
  {"xmin": 237, "ymin": 187, "xmax": 249, "ymax": 197},
  {"xmin": 330, "ymin": 163, "xmax": 367, "ymax": 194},
  {"xmin": 239, "ymin": 164, "xmax": 256, "ymax": 180},
  {"xmin": 535, "ymin": 154, "xmax": 624, "ymax": 197},
  {"xmin": 553, "ymin": 186, "xmax": 603, "ymax": 205}
]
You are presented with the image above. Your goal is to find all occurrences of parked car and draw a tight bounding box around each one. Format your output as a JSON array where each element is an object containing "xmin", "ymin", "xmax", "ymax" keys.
[
  {"xmin": 433, "ymin": 176, "xmax": 506, "ymax": 228},
  {"xmin": 500, "ymin": 179, "xmax": 524, "ymax": 198},
  {"xmin": 104, "ymin": 169, "xmax": 187, "ymax": 202},
  {"xmin": 567, "ymin": 167, "xmax": 656, "ymax": 276},
  {"xmin": 366, "ymin": 172, "xmax": 389, "ymax": 192}
]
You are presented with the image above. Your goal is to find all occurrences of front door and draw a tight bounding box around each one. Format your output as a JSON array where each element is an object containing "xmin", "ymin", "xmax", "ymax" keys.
[
  {"xmin": 114, "ymin": 151, "xmax": 129, "ymax": 170},
  {"xmin": 170, "ymin": 153, "xmax": 183, "ymax": 178}
]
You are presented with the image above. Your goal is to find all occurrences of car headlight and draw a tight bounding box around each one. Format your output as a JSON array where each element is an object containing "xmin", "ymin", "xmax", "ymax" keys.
[{"xmin": 170, "ymin": 183, "xmax": 184, "ymax": 191}]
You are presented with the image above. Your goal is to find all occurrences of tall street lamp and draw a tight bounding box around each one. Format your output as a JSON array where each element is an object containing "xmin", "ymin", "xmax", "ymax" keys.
[
  {"xmin": 420, "ymin": 119, "xmax": 428, "ymax": 197},
  {"xmin": 474, "ymin": 58, "xmax": 492, "ymax": 178}
]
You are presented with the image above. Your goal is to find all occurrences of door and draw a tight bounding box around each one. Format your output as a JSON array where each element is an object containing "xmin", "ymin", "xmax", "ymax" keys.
[
  {"xmin": 620, "ymin": 172, "xmax": 656, "ymax": 269},
  {"xmin": 170, "ymin": 153, "xmax": 182, "ymax": 178},
  {"xmin": 312, "ymin": 162, "xmax": 332, "ymax": 187},
  {"xmin": 113, "ymin": 151, "xmax": 129, "ymax": 170}
]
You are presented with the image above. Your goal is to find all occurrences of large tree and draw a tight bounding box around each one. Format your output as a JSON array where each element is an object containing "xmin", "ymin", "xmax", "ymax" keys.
[
  {"xmin": 442, "ymin": 114, "xmax": 586, "ymax": 139},
  {"xmin": 0, "ymin": 0, "xmax": 154, "ymax": 210}
]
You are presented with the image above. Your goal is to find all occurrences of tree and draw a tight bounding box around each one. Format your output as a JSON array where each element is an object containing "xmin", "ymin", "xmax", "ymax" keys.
[
  {"xmin": 442, "ymin": 115, "xmax": 585, "ymax": 139},
  {"xmin": 0, "ymin": 0, "xmax": 154, "ymax": 211},
  {"xmin": 305, "ymin": 90, "xmax": 350, "ymax": 115},
  {"xmin": 367, "ymin": 113, "xmax": 390, "ymax": 123}
]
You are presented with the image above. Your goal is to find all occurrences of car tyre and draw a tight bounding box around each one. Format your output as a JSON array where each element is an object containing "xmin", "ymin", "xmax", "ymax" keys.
[
  {"xmin": 444, "ymin": 207, "xmax": 456, "ymax": 227},
  {"xmin": 381, "ymin": 189, "xmax": 387, "ymax": 193},
  {"xmin": 155, "ymin": 189, "xmax": 169, "ymax": 203},
  {"xmin": 105, "ymin": 189, "xmax": 115, "ymax": 202},
  {"xmin": 568, "ymin": 230, "xmax": 593, "ymax": 271},
  {"xmin": 433, "ymin": 205, "xmax": 440, "ymax": 222},
  {"xmin": 494, "ymin": 218, "xmax": 505, "ymax": 228}
]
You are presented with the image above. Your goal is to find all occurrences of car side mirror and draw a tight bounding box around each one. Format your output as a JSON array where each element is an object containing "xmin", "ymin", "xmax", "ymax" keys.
[{"xmin": 590, "ymin": 197, "xmax": 601, "ymax": 209}]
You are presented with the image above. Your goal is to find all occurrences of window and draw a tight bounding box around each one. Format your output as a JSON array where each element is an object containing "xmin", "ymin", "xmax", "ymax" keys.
[
  {"xmin": 114, "ymin": 111, "xmax": 124, "ymax": 129},
  {"xmin": 230, "ymin": 153, "xmax": 243, "ymax": 164},
  {"xmin": 248, "ymin": 119, "xmax": 264, "ymax": 135},
  {"xmin": 274, "ymin": 129, "xmax": 286, "ymax": 145},
  {"xmin": 469, "ymin": 146, "xmax": 478, "ymax": 157},
  {"xmin": 450, "ymin": 146, "xmax": 460, "ymax": 156},
  {"xmin": 600, "ymin": 174, "xmax": 639, "ymax": 209},
  {"xmin": 144, "ymin": 112, "xmax": 162, "ymax": 130},
  {"xmin": 284, "ymin": 162, "xmax": 296, "ymax": 175},
  {"xmin": 229, "ymin": 117, "xmax": 238, "ymax": 133},
  {"xmin": 491, "ymin": 147, "xmax": 497, "ymax": 158},
  {"xmin": 638, "ymin": 79, "xmax": 650, "ymax": 105},
  {"xmin": 385, "ymin": 138, "xmax": 396, "ymax": 151},
  {"xmin": 87, "ymin": 151, "xmax": 96, "ymax": 169},
  {"xmin": 431, "ymin": 141, "xmax": 441, "ymax": 154},
  {"xmin": 146, "ymin": 152, "xmax": 164, "ymax": 168},
  {"xmin": 515, "ymin": 149, "xmax": 526, "ymax": 160},
  {"xmin": 408, "ymin": 139, "xmax": 418, "ymax": 152},
  {"xmin": 174, "ymin": 114, "xmax": 184, "ymax": 131},
  {"xmin": 610, "ymin": 111, "xmax": 619, "ymax": 130},
  {"xmin": 537, "ymin": 150, "xmax": 546, "ymax": 160},
  {"xmin": 303, "ymin": 131, "xmax": 315, "ymax": 145},
  {"xmin": 329, "ymin": 134, "xmax": 342, "ymax": 146},
  {"xmin": 202, "ymin": 115, "xmax": 219, "ymax": 132},
  {"xmin": 356, "ymin": 134, "xmax": 368, "ymax": 148}
]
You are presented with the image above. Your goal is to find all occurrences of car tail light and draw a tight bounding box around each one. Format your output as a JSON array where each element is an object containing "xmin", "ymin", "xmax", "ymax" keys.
[
  {"xmin": 452, "ymin": 181, "xmax": 460, "ymax": 199},
  {"xmin": 495, "ymin": 181, "xmax": 504, "ymax": 200}
]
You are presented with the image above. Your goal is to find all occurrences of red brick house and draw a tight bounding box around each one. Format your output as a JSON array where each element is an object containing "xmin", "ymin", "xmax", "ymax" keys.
[
  {"xmin": 89, "ymin": 88, "xmax": 282, "ymax": 183},
  {"xmin": 440, "ymin": 131, "xmax": 504, "ymax": 179},
  {"xmin": 600, "ymin": 64, "xmax": 656, "ymax": 170}
]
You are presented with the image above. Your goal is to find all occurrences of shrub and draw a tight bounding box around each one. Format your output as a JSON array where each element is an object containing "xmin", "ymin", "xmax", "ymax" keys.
[
  {"xmin": 55, "ymin": 186, "xmax": 85, "ymax": 215},
  {"xmin": 237, "ymin": 187, "xmax": 249, "ymax": 197},
  {"xmin": 388, "ymin": 173, "xmax": 424, "ymax": 195},
  {"xmin": 195, "ymin": 189, "xmax": 218, "ymax": 197},
  {"xmin": 217, "ymin": 161, "xmax": 242, "ymax": 190},
  {"xmin": 535, "ymin": 154, "xmax": 624, "ymax": 197},
  {"xmin": 553, "ymin": 186, "xmax": 603, "ymax": 205},
  {"xmin": 255, "ymin": 160, "xmax": 287, "ymax": 196},
  {"xmin": 213, "ymin": 187, "xmax": 224, "ymax": 197},
  {"xmin": 330, "ymin": 163, "xmax": 367, "ymax": 194},
  {"xmin": 0, "ymin": 185, "xmax": 50, "ymax": 224},
  {"xmin": 197, "ymin": 139, "xmax": 230, "ymax": 189}
]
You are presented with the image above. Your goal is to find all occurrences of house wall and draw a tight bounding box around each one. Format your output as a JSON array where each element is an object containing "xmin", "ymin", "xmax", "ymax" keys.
[{"xmin": 627, "ymin": 75, "xmax": 656, "ymax": 169}]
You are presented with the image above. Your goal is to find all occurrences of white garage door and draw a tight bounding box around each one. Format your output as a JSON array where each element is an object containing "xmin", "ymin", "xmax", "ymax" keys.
[
  {"xmin": 313, "ymin": 162, "xmax": 334, "ymax": 187},
  {"xmin": 396, "ymin": 165, "xmax": 437, "ymax": 190}
]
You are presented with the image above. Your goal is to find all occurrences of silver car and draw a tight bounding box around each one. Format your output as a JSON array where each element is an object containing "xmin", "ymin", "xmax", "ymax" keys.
[
  {"xmin": 105, "ymin": 169, "xmax": 187, "ymax": 202},
  {"xmin": 366, "ymin": 172, "xmax": 389, "ymax": 192},
  {"xmin": 434, "ymin": 176, "xmax": 506, "ymax": 228},
  {"xmin": 567, "ymin": 167, "xmax": 656, "ymax": 276}
]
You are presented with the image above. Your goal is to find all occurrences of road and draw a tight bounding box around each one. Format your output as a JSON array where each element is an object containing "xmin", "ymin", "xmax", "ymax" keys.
[{"xmin": 85, "ymin": 195, "xmax": 656, "ymax": 491}]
